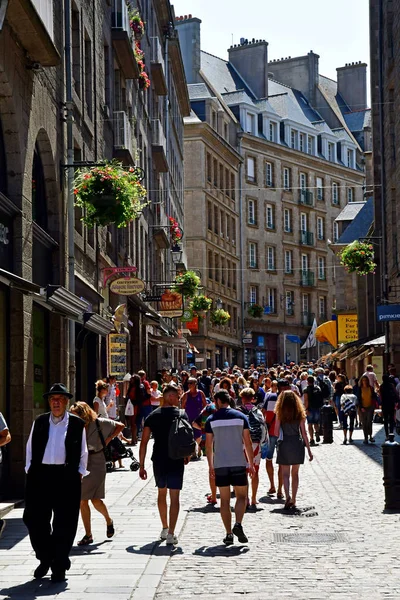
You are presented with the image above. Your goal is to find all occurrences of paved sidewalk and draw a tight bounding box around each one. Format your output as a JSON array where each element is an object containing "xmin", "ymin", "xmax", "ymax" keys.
[{"xmin": 0, "ymin": 424, "xmax": 398, "ymax": 599}]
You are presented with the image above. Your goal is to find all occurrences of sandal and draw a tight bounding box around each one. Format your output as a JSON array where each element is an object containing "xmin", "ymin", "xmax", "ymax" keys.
[
  {"xmin": 77, "ymin": 534, "xmax": 93, "ymax": 546},
  {"xmin": 107, "ymin": 521, "xmax": 115, "ymax": 538},
  {"xmin": 206, "ymin": 495, "xmax": 217, "ymax": 505},
  {"xmin": 267, "ymin": 487, "xmax": 276, "ymax": 495},
  {"xmin": 277, "ymin": 491, "xmax": 284, "ymax": 500},
  {"xmin": 284, "ymin": 497, "xmax": 293, "ymax": 510}
]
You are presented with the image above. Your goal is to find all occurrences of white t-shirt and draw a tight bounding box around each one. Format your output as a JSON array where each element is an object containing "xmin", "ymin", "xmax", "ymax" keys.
[
  {"xmin": 363, "ymin": 371, "xmax": 378, "ymax": 389},
  {"xmin": 94, "ymin": 397, "xmax": 108, "ymax": 418},
  {"xmin": 150, "ymin": 389, "xmax": 162, "ymax": 406}
]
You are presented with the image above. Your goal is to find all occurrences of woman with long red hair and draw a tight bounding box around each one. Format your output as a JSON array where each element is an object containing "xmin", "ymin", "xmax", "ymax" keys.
[{"xmin": 274, "ymin": 391, "xmax": 313, "ymax": 510}]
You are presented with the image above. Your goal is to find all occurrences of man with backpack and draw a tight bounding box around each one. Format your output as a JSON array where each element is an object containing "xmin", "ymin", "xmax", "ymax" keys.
[
  {"xmin": 304, "ymin": 375, "xmax": 323, "ymax": 446},
  {"xmin": 139, "ymin": 385, "xmax": 194, "ymax": 546},
  {"xmin": 205, "ymin": 390, "xmax": 254, "ymax": 546},
  {"xmin": 315, "ymin": 367, "xmax": 333, "ymax": 403},
  {"xmin": 238, "ymin": 388, "xmax": 268, "ymax": 509}
]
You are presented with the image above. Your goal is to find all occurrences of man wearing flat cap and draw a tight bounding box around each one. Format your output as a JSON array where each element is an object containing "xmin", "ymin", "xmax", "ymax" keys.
[{"xmin": 23, "ymin": 383, "xmax": 88, "ymax": 583}]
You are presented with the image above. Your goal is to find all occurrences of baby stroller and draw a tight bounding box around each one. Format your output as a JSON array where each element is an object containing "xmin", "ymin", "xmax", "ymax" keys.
[
  {"xmin": 108, "ymin": 437, "xmax": 140, "ymax": 472},
  {"xmin": 395, "ymin": 408, "xmax": 400, "ymax": 436}
]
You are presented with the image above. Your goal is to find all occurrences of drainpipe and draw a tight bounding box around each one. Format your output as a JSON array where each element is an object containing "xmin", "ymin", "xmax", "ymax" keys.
[
  {"xmin": 378, "ymin": 0, "xmax": 389, "ymax": 367},
  {"xmin": 65, "ymin": 0, "xmax": 76, "ymax": 394},
  {"xmin": 238, "ymin": 133, "xmax": 245, "ymax": 365}
]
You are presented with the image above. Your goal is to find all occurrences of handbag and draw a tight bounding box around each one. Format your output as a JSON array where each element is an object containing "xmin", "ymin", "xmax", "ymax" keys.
[
  {"xmin": 94, "ymin": 419, "xmax": 113, "ymax": 465},
  {"xmin": 125, "ymin": 398, "xmax": 134, "ymax": 416}
]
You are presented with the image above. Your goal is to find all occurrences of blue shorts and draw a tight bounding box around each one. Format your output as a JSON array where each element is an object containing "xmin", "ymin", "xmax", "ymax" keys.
[
  {"xmin": 307, "ymin": 409, "xmax": 321, "ymax": 424},
  {"xmin": 265, "ymin": 435, "xmax": 278, "ymax": 460},
  {"xmin": 153, "ymin": 462, "xmax": 184, "ymax": 490}
]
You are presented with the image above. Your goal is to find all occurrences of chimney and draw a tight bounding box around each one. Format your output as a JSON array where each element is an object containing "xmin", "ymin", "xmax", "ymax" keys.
[
  {"xmin": 175, "ymin": 15, "xmax": 202, "ymax": 84},
  {"xmin": 266, "ymin": 52, "xmax": 319, "ymax": 105},
  {"xmin": 228, "ymin": 39, "xmax": 269, "ymax": 99},
  {"xmin": 336, "ymin": 62, "xmax": 367, "ymax": 111}
]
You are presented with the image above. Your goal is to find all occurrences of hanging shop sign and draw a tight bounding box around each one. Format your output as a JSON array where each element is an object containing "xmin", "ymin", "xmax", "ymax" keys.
[
  {"xmin": 181, "ymin": 308, "xmax": 193, "ymax": 322},
  {"xmin": 110, "ymin": 277, "xmax": 145, "ymax": 296},
  {"xmin": 337, "ymin": 314, "xmax": 358, "ymax": 345},
  {"xmin": 186, "ymin": 316, "xmax": 199, "ymax": 334},
  {"xmin": 158, "ymin": 290, "xmax": 184, "ymax": 318},
  {"xmin": 377, "ymin": 304, "xmax": 400, "ymax": 322},
  {"xmin": 107, "ymin": 332, "xmax": 127, "ymax": 380}
]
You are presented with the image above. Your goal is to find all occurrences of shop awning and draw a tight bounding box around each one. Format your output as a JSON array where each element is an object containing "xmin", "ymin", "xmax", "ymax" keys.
[
  {"xmin": 42, "ymin": 285, "xmax": 89, "ymax": 321},
  {"xmin": 316, "ymin": 321, "xmax": 337, "ymax": 348},
  {"xmin": 148, "ymin": 333, "xmax": 190, "ymax": 350},
  {"xmin": 83, "ymin": 312, "xmax": 114, "ymax": 337},
  {"xmin": 0, "ymin": 268, "xmax": 40, "ymax": 294},
  {"xmin": 286, "ymin": 335, "xmax": 302, "ymax": 344},
  {"xmin": 364, "ymin": 335, "xmax": 385, "ymax": 347}
]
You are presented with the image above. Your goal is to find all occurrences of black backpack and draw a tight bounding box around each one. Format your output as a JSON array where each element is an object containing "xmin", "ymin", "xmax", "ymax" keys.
[
  {"xmin": 318, "ymin": 378, "xmax": 331, "ymax": 400},
  {"xmin": 168, "ymin": 410, "xmax": 196, "ymax": 460},
  {"xmin": 307, "ymin": 385, "xmax": 324, "ymax": 409},
  {"xmin": 248, "ymin": 407, "xmax": 268, "ymax": 443}
]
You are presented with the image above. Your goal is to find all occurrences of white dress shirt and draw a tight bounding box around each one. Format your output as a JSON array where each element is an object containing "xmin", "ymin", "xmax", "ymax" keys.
[{"xmin": 25, "ymin": 412, "xmax": 89, "ymax": 476}]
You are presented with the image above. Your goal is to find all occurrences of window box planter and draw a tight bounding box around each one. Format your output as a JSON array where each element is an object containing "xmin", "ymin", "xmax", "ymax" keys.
[
  {"xmin": 210, "ymin": 308, "xmax": 231, "ymax": 326},
  {"xmin": 248, "ymin": 304, "xmax": 264, "ymax": 318}
]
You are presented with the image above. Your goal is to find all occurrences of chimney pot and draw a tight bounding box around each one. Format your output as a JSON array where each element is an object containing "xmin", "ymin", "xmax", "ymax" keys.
[
  {"xmin": 184, "ymin": 15, "xmax": 187, "ymax": 19},
  {"xmin": 189, "ymin": 14, "xmax": 192, "ymax": 18}
]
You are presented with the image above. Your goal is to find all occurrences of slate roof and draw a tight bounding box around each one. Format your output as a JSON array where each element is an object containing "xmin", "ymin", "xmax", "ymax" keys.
[
  {"xmin": 343, "ymin": 110, "xmax": 371, "ymax": 132},
  {"xmin": 335, "ymin": 201, "xmax": 366, "ymax": 222},
  {"xmin": 267, "ymin": 91, "xmax": 315, "ymax": 128},
  {"xmin": 336, "ymin": 197, "xmax": 374, "ymax": 244},
  {"xmin": 201, "ymin": 51, "xmax": 255, "ymax": 97},
  {"xmin": 188, "ymin": 83, "xmax": 213, "ymax": 100}
]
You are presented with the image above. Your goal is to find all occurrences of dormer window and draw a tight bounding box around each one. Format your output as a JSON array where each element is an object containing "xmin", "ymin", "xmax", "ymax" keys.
[
  {"xmin": 299, "ymin": 133, "xmax": 305, "ymax": 152},
  {"xmin": 328, "ymin": 142, "xmax": 335, "ymax": 162},
  {"xmin": 347, "ymin": 148, "xmax": 354, "ymax": 169},
  {"xmin": 269, "ymin": 121, "xmax": 277, "ymax": 142},
  {"xmin": 291, "ymin": 129, "xmax": 298, "ymax": 149},
  {"xmin": 307, "ymin": 136, "xmax": 314, "ymax": 155},
  {"xmin": 246, "ymin": 113, "xmax": 256, "ymax": 135}
]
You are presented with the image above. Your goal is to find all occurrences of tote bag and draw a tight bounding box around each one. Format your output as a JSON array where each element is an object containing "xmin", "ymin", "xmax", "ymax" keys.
[{"xmin": 125, "ymin": 399, "xmax": 134, "ymax": 416}]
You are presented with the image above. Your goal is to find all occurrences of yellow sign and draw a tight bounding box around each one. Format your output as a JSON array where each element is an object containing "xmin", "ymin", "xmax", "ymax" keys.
[
  {"xmin": 107, "ymin": 333, "xmax": 127, "ymax": 379},
  {"xmin": 110, "ymin": 277, "xmax": 145, "ymax": 296},
  {"xmin": 337, "ymin": 314, "xmax": 358, "ymax": 345}
]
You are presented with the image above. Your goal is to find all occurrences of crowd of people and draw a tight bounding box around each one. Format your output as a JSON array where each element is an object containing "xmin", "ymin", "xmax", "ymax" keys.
[{"xmin": 20, "ymin": 360, "xmax": 400, "ymax": 581}]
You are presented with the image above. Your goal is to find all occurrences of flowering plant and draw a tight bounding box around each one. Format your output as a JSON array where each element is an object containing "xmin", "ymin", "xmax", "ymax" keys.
[
  {"xmin": 129, "ymin": 9, "xmax": 145, "ymax": 40},
  {"xmin": 172, "ymin": 271, "xmax": 201, "ymax": 298},
  {"xmin": 169, "ymin": 216, "xmax": 183, "ymax": 244},
  {"xmin": 190, "ymin": 295, "xmax": 213, "ymax": 314},
  {"xmin": 210, "ymin": 308, "xmax": 231, "ymax": 326},
  {"xmin": 338, "ymin": 240, "xmax": 376, "ymax": 276},
  {"xmin": 134, "ymin": 41, "xmax": 151, "ymax": 90},
  {"xmin": 248, "ymin": 304, "xmax": 264, "ymax": 318},
  {"xmin": 74, "ymin": 161, "xmax": 148, "ymax": 228}
]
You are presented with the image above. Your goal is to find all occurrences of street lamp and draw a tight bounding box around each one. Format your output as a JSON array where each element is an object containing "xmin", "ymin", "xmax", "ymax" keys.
[{"xmin": 171, "ymin": 245, "xmax": 183, "ymax": 264}]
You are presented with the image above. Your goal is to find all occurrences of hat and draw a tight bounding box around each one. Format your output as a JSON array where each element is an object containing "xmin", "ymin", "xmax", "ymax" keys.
[{"xmin": 43, "ymin": 383, "xmax": 73, "ymax": 399}]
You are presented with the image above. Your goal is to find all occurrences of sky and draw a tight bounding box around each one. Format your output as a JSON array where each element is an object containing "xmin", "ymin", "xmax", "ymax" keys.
[{"xmin": 172, "ymin": 0, "xmax": 370, "ymax": 84}]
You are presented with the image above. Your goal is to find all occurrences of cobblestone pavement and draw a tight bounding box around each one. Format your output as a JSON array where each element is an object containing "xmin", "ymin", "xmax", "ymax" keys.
[{"xmin": 0, "ymin": 425, "xmax": 398, "ymax": 599}]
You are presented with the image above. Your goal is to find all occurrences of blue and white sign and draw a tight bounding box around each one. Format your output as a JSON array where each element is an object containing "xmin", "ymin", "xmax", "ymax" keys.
[{"xmin": 377, "ymin": 304, "xmax": 400, "ymax": 322}]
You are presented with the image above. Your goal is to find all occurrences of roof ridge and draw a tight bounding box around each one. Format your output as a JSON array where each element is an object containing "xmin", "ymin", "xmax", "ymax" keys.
[
  {"xmin": 319, "ymin": 74, "xmax": 337, "ymax": 84},
  {"xmin": 268, "ymin": 77, "xmax": 293, "ymax": 90},
  {"xmin": 201, "ymin": 49, "xmax": 228, "ymax": 63}
]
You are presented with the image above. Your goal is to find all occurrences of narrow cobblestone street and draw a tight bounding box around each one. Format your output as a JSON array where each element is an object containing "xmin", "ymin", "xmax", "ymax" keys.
[{"xmin": 0, "ymin": 424, "xmax": 398, "ymax": 600}]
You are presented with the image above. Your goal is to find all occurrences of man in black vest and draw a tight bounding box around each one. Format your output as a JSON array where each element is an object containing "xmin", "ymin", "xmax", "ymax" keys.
[{"xmin": 23, "ymin": 383, "xmax": 88, "ymax": 583}]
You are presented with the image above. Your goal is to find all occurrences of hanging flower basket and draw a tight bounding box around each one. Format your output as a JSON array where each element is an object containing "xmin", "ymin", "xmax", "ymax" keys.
[
  {"xmin": 129, "ymin": 10, "xmax": 145, "ymax": 40},
  {"xmin": 190, "ymin": 295, "xmax": 213, "ymax": 317},
  {"xmin": 139, "ymin": 70, "xmax": 150, "ymax": 90},
  {"xmin": 248, "ymin": 304, "xmax": 264, "ymax": 318},
  {"xmin": 134, "ymin": 42, "xmax": 151, "ymax": 90},
  {"xmin": 338, "ymin": 241, "xmax": 376, "ymax": 276},
  {"xmin": 169, "ymin": 216, "xmax": 183, "ymax": 244},
  {"xmin": 74, "ymin": 161, "xmax": 148, "ymax": 228},
  {"xmin": 172, "ymin": 271, "xmax": 201, "ymax": 298},
  {"xmin": 210, "ymin": 308, "xmax": 231, "ymax": 326}
]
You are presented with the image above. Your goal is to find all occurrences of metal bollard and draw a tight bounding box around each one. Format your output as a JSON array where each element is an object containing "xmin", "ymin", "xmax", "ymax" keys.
[{"xmin": 382, "ymin": 433, "xmax": 400, "ymax": 510}]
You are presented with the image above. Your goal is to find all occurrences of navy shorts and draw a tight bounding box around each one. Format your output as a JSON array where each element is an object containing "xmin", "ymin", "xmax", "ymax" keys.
[
  {"xmin": 153, "ymin": 463, "xmax": 184, "ymax": 490},
  {"xmin": 307, "ymin": 409, "xmax": 321, "ymax": 424},
  {"xmin": 214, "ymin": 466, "xmax": 248, "ymax": 488}
]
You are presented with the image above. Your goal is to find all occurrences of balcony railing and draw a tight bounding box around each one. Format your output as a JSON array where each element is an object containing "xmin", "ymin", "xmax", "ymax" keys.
[
  {"xmin": 150, "ymin": 38, "xmax": 167, "ymax": 95},
  {"xmin": 299, "ymin": 190, "xmax": 314, "ymax": 206},
  {"xmin": 151, "ymin": 119, "xmax": 168, "ymax": 172},
  {"xmin": 112, "ymin": 0, "xmax": 129, "ymax": 31},
  {"xmin": 302, "ymin": 311, "xmax": 315, "ymax": 327},
  {"xmin": 300, "ymin": 230, "xmax": 314, "ymax": 246},
  {"xmin": 114, "ymin": 111, "xmax": 132, "ymax": 150},
  {"xmin": 300, "ymin": 270, "xmax": 315, "ymax": 287},
  {"xmin": 111, "ymin": 0, "xmax": 139, "ymax": 80}
]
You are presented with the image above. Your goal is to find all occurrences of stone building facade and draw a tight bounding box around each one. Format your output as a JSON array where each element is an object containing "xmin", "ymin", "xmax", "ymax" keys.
[{"xmin": 0, "ymin": 0, "xmax": 189, "ymax": 496}]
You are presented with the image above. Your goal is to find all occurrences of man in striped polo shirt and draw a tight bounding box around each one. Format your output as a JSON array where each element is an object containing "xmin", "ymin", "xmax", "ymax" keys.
[{"xmin": 205, "ymin": 390, "xmax": 254, "ymax": 546}]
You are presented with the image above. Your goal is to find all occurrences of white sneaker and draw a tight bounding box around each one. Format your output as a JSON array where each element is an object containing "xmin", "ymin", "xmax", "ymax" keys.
[
  {"xmin": 160, "ymin": 528, "xmax": 169, "ymax": 541},
  {"xmin": 166, "ymin": 533, "xmax": 178, "ymax": 545}
]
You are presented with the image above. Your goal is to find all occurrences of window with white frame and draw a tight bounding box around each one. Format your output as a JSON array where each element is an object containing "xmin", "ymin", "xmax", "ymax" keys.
[
  {"xmin": 283, "ymin": 167, "xmax": 291, "ymax": 190},
  {"xmin": 247, "ymin": 157, "xmax": 255, "ymax": 182},
  {"xmin": 246, "ymin": 113, "xmax": 255, "ymax": 135},
  {"xmin": 249, "ymin": 242, "xmax": 257, "ymax": 268},
  {"xmin": 347, "ymin": 187, "xmax": 354, "ymax": 203},
  {"xmin": 266, "ymin": 162, "xmax": 274, "ymax": 187},
  {"xmin": 291, "ymin": 129, "xmax": 297, "ymax": 149},
  {"xmin": 266, "ymin": 204, "xmax": 274, "ymax": 229},
  {"xmin": 332, "ymin": 182, "xmax": 339, "ymax": 205},
  {"xmin": 300, "ymin": 212, "xmax": 307, "ymax": 233},
  {"xmin": 301, "ymin": 253, "xmax": 309, "ymax": 272},
  {"xmin": 267, "ymin": 288, "xmax": 277, "ymax": 313},
  {"xmin": 284, "ymin": 208, "xmax": 292, "ymax": 232},
  {"xmin": 302, "ymin": 293, "xmax": 309, "ymax": 313},
  {"xmin": 284, "ymin": 250, "xmax": 293, "ymax": 273},
  {"xmin": 269, "ymin": 121, "xmax": 277, "ymax": 142},
  {"xmin": 319, "ymin": 296, "xmax": 326, "ymax": 319},
  {"xmin": 328, "ymin": 142, "xmax": 334, "ymax": 162},
  {"xmin": 300, "ymin": 172, "xmax": 307, "ymax": 190},
  {"xmin": 347, "ymin": 148, "xmax": 354, "ymax": 168},
  {"xmin": 266, "ymin": 246, "xmax": 276, "ymax": 271},
  {"xmin": 333, "ymin": 221, "xmax": 339, "ymax": 243},
  {"xmin": 317, "ymin": 217, "xmax": 324, "ymax": 240},
  {"xmin": 299, "ymin": 133, "xmax": 305, "ymax": 152},
  {"xmin": 248, "ymin": 199, "xmax": 256, "ymax": 225},
  {"xmin": 318, "ymin": 256, "xmax": 326, "ymax": 280},
  {"xmin": 307, "ymin": 136, "xmax": 314, "ymax": 155},
  {"xmin": 249, "ymin": 286, "xmax": 257, "ymax": 304},
  {"xmin": 286, "ymin": 290, "xmax": 294, "ymax": 314},
  {"xmin": 316, "ymin": 177, "xmax": 324, "ymax": 201}
]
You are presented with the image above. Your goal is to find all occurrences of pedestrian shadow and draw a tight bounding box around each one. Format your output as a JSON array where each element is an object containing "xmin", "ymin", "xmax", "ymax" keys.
[
  {"xmin": 351, "ymin": 425, "xmax": 387, "ymax": 466},
  {"xmin": 70, "ymin": 540, "xmax": 110, "ymax": 555},
  {"xmin": 258, "ymin": 495, "xmax": 284, "ymax": 505},
  {"xmin": 270, "ymin": 506, "xmax": 318, "ymax": 518},
  {"xmin": 126, "ymin": 542, "xmax": 183, "ymax": 556},
  {"xmin": 0, "ymin": 517, "xmax": 29, "ymax": 550},
  {"xmin": 194, "ymin": 545, "xmax": 250, "ymax": 557},
  {"xmin": 186, "ymin": 505, "xmax": 219, "ymax": 514},
  {"xmin": 0, "ymin": 578, "xmax": 68, "ymax": 598}
]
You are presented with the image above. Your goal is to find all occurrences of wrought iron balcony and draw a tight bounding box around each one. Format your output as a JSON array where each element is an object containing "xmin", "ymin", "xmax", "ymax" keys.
[
  {"xmin": 300, "ymin": 270, "xmax": 315, "ymax": 287},
  {"xmin": 298, "ymin": 190, "xmax": 314, "ymax": 206},
  {"xmin": 300, "ymin": 230, "xmax": 314, "ymax": 246},
  {"xmin": 302, "ymin": 311, "xmax": 315, "ymax": 327},
  {"xmin": 113, "ymin": 111, "xmax": 136, "ymax": 165}
]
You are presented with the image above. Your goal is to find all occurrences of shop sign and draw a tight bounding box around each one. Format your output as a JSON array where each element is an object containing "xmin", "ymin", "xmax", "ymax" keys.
[
  {"xmin": 181, "ymin": 308, "xmax": 193, "ymax": 322},
  {"xmin": 243, "ymin": 338, "xmax": 253, "ymax": 344},
  {"xmin": 186, "ymin": 316, "xmax": 199, "ymax": 333},
  {"xmin": 110, "ymin": 277, "xmax": 145, "ymax": 296},
  {"xmin": 377, "ymin": 304, "xmax": 400, "ymax": 322},
  {"xmin": 107, "ymin": 332, "xmax": 127, "ymax": 380},
  {"xmin": 337, "ymin": 314, "xmax": 358, "ymax": 345},
  {"xmin": 158, "ymin": 290, "xmax": 183, "ymax": 318}
]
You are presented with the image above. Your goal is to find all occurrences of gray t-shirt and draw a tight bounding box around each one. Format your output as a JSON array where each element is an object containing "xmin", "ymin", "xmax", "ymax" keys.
[
  {"xmin": 86, "ymin": 418, "xmax": 116, "ymax": 454},
  {"xmin": 205, "ymin": 408, "xmax": 249, "ymax": 469}
]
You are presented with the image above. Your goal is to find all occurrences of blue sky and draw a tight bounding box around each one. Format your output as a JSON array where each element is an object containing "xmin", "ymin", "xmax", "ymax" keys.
[{"xmin": 172, "ymin": 0, "xmax": 369, "ymax": 83}]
